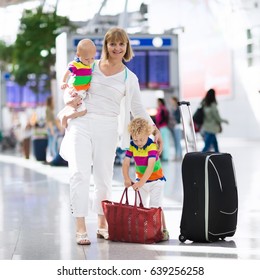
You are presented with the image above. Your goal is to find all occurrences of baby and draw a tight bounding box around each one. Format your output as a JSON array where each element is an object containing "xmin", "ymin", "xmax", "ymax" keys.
[{"xmin": 57, "ymin": 38, "xmax": 96, "ymax": 128}]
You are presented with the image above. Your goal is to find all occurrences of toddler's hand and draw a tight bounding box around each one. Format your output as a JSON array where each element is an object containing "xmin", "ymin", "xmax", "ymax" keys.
[
  {"xmin": 132, "ymin": 181, "xmax": 143, "ymax": 191},
  {"xmin": 124, "ymin": 179, "xmax": 133, "ymax": 188}
]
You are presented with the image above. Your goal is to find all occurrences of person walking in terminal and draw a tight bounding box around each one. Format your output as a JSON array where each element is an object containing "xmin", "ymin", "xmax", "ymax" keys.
[
  {"xmin": 168, "ymin": 96, "xmax": 183, "ymax": 161},
  {"xmin": 155, "ymin": 98, "xmax": 170, "ymax": 161},
  {"xmin": 59, "ymin": 27, "xmax": 163, "ymax": 245},
  {"xmin": 45, "ymin": 96, "xmax": 58, "ymax": 161},
  {"xmin": 201, "ymin": 88, "xmax": 229, "ymax": 152},
  {"xmin": 122, "ymin": 117, "xmax": 169, "ymax": 241},
  {"xmin": 58, "ymin": 39, "xmax": 96, "ymax": 128}
]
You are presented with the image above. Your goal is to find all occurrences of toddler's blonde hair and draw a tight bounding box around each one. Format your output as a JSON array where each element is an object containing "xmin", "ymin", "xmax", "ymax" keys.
[{"xmin": 128, "ymin": 117, "xmax": 153, "ymax": 137}]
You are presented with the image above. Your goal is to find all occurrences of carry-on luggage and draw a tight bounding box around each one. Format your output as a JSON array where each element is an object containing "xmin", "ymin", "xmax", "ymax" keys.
[{"xmin": 178, "ymin": 101, "xmax": 238, "ymax": 243}]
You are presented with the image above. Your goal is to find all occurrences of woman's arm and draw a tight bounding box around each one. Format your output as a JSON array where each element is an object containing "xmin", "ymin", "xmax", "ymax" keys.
[
  {"xmin": 129, "ymin": 74, "xmax": 163, "ymax": 154},
  {"xmin": 212, "ymin": 104, "xmax": 229, "ymax": 124}
]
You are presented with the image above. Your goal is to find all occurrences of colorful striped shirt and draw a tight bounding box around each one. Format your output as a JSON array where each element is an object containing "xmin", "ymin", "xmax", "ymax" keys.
[
  {"xmin": 125, "ymin": 137, "xmax": 166, "ymax": 182},
  {"xmin": 68, "ymin": 57, "xmax": 92, "ymax": 91}
]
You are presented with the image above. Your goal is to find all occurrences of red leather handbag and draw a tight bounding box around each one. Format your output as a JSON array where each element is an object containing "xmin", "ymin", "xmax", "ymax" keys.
[{"xmin": 102, "ymin": 188, "xmax": 163, "ymax": 244}]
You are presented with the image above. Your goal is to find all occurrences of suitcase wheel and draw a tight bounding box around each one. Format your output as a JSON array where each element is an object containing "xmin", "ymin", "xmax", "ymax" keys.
[{"xmin": 179, "ymin": 234, "xmax": 186, "ymax": 243}]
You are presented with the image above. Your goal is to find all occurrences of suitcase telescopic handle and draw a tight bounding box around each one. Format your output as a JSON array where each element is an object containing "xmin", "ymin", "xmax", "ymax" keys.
[
  {"xmin": 178, "ymin": 101, "xmax": 190, "ymax": 106},
  {"xmin": 177, "ymin": 101, "xmax": 198, "ymax": 152}
]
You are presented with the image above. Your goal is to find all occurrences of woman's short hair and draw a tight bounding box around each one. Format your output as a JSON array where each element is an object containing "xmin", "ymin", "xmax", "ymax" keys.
[{"xmin": 101, "ymin": 27, "xmax": 134, "ymax": 62}]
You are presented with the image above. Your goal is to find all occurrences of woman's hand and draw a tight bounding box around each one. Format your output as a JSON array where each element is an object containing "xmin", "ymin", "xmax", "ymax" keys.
[
  {"xmin": 153, "ymin": 127, "xmax": 163, "ymax": 155},
  {"xmin": 224, "ymin": 119, "xmax": 229, "ymax": 125},
  {"xmin": 66, "ymin": 90, "xmax": 82, "ymax": 109}
]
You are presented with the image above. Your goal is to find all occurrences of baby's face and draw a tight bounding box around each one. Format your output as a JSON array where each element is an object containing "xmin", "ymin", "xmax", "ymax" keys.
[
  {"xmin": 132, "ymin": 133, "xmax": 149, "ymax": 148},
  {"xmin": 78, "ymin": 46, "xmax": 96, "ymax": 66}
]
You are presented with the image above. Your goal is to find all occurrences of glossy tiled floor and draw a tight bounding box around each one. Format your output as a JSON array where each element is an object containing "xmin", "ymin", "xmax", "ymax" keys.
[{"xmin": 0, "ymin": 137, "xmax": 260, "ymax": 260}]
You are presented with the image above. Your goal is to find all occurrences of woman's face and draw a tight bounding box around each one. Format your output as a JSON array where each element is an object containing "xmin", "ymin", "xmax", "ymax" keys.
[{"xmin": 106, "ymin": 40, "xmax": 127, "ymax": 60}]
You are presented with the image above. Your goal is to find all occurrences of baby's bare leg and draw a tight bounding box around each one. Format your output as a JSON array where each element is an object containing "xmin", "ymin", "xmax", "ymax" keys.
[{"xmin": 62, "ymin": 109, "xmax": 87, "ymax": 128}]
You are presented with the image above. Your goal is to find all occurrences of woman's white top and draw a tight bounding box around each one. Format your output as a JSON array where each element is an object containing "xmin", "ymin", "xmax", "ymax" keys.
[
  {"xmin": 87, "ymin": 60, "xmax": 126, "ymax": 117},
  {"xmin": 85, "ymin": 60, "xmax": 153, "ymax": 149}
]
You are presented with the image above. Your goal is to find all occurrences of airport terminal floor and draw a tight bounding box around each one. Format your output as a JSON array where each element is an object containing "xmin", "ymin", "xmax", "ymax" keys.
[{"xmin": 0, "ymin": 137, "xmax": 259, "ymax": 262}]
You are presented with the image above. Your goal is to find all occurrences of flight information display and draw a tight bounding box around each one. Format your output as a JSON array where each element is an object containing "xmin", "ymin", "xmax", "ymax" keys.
[
  {"xmin": 72, "ymin": 35, "xmax": 176, "ymax": 90},
  {"xmin": 125, "ymin": 50, "xmax": 170, "ymax": 89},
  {"xmin": 125, "ymin": 51, "xmax": 147, "ymax": 88},
  {"xmin": 147, "ymin": 50, "xmax": 170, "ymax": 89}
]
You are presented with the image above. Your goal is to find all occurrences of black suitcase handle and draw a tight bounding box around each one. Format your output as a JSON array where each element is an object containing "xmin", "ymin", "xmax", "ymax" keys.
[
  {"xmin": 178, "ymin": 101, "xmax": 190, "ymax": 106},
  {"xmin": 178, "ymin": 100, "xmax": 198, "ymax": 152}
]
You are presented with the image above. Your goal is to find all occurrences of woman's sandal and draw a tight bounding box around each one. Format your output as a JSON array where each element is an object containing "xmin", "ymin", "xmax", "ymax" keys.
[
  {"xmin": 97, "ymin": 228, "xmax": 109, "ymax": 240},
  {"xmin": 76, "ymin": 232, "xmax": 91, "ymax": 245}
]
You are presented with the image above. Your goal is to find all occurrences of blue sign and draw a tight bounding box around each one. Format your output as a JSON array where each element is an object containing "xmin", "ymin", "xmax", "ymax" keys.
[
  {"xmin": 130, "ymin": 37, "xmax": 172, "ymax": 48},
  {"xmin": 73, "ymin": 36, "xmax": 174, "ymax": 50}
]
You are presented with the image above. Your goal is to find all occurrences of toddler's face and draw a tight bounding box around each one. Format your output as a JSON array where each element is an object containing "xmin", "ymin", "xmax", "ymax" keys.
[{"xmin": 132, "ymin": 133, "xmax": 149, "ymax": 148}]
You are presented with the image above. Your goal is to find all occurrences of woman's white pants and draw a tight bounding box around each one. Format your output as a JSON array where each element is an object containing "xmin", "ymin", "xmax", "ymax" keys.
[{"xmin": 60, "ymin": 114, "xmax": 118, "ymax": 217}]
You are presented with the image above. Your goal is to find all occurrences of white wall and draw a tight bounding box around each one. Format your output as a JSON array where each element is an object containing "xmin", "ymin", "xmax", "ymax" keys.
[
  {"xmin": 148, "ymin": 0, "xmax": 260, "ymax": 139},
  {"xmin": 55, "ymin": 32, "xmax": 68, "ymax": 114}
]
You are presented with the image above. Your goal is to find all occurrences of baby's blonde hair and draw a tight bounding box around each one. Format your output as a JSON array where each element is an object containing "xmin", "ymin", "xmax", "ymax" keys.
[
  {"xmin": 128, "ymin": 117, "xmax": 153, "ymax": 137},
  {"xmin": 77, "ymin": 39, "xmax": 95, "ymax": 54}
]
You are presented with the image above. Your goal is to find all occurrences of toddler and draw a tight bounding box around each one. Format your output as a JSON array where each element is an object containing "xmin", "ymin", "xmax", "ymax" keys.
[{"xmin": 122, "ymin": 117, "xmax": 169, "ymax": 241}]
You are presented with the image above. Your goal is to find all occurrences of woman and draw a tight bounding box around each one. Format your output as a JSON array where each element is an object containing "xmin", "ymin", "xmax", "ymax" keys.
[
  {"xmin": 45, "ymin": 96, "xmax": 58, "ymax": 161},
  {"xmin": 155, "ymin": 98, "xmax": 170, "ymax": 161},
  {"xmin": 60, "ymin": 27, "xmax": 163, "ymax": 245},
  {"xmin": 201, "ymin": 88, "xmax": 228, "ymax": 152}
]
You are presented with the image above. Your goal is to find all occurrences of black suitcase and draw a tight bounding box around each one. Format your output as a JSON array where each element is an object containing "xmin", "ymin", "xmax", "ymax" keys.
[{"xmin": 178, "ymin": 101, "xmax": 238, "ymax": 243}]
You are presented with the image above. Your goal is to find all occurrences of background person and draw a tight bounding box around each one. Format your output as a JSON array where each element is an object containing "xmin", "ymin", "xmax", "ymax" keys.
[
  {"xmin": 201, "ymin": 88, "xmax": 229, "ymax": 152},
  {"xmin": 59, "ymin": 27, "xmax": 163, "ymax": 245},
  {"xmin": 45, "ymin": 96, "xmax": 58, "ymax": 161},
  {"xmin": 155, "ymin": 98, "xmax": 170, "ymax": 161},
  {"xmin": 168, "ymin": 96, "xmax": 183, "ymax": 161}
]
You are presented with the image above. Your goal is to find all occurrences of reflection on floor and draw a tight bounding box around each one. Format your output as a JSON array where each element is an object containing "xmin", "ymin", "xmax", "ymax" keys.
[{"xmin": 0, "ymin": 138, "xmax": 259, "ymax": 260}]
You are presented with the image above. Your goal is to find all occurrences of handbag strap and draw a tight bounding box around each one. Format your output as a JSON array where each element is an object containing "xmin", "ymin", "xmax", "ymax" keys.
[
  {"xmin": 134, "ymin": 191, "xmax": 144, "ymax": 208},
  {"xmin": 120, "ymin": 188, "xmax": 129, "ymax": 205},
  {"xmin": 120, "ymin": 188, "xmax": 144, "ymax": 207}
]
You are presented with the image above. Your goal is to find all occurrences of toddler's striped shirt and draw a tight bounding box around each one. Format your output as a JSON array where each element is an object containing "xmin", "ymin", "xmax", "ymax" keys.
[{"xmin": 125, "ymin": 137, "xmax": 166, "ymax": 182}]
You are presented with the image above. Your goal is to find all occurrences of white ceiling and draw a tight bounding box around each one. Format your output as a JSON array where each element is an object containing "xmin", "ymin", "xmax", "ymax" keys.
[{"xmin": 0, "ymin": 0, "xmax": 31, "ymax": 8}]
